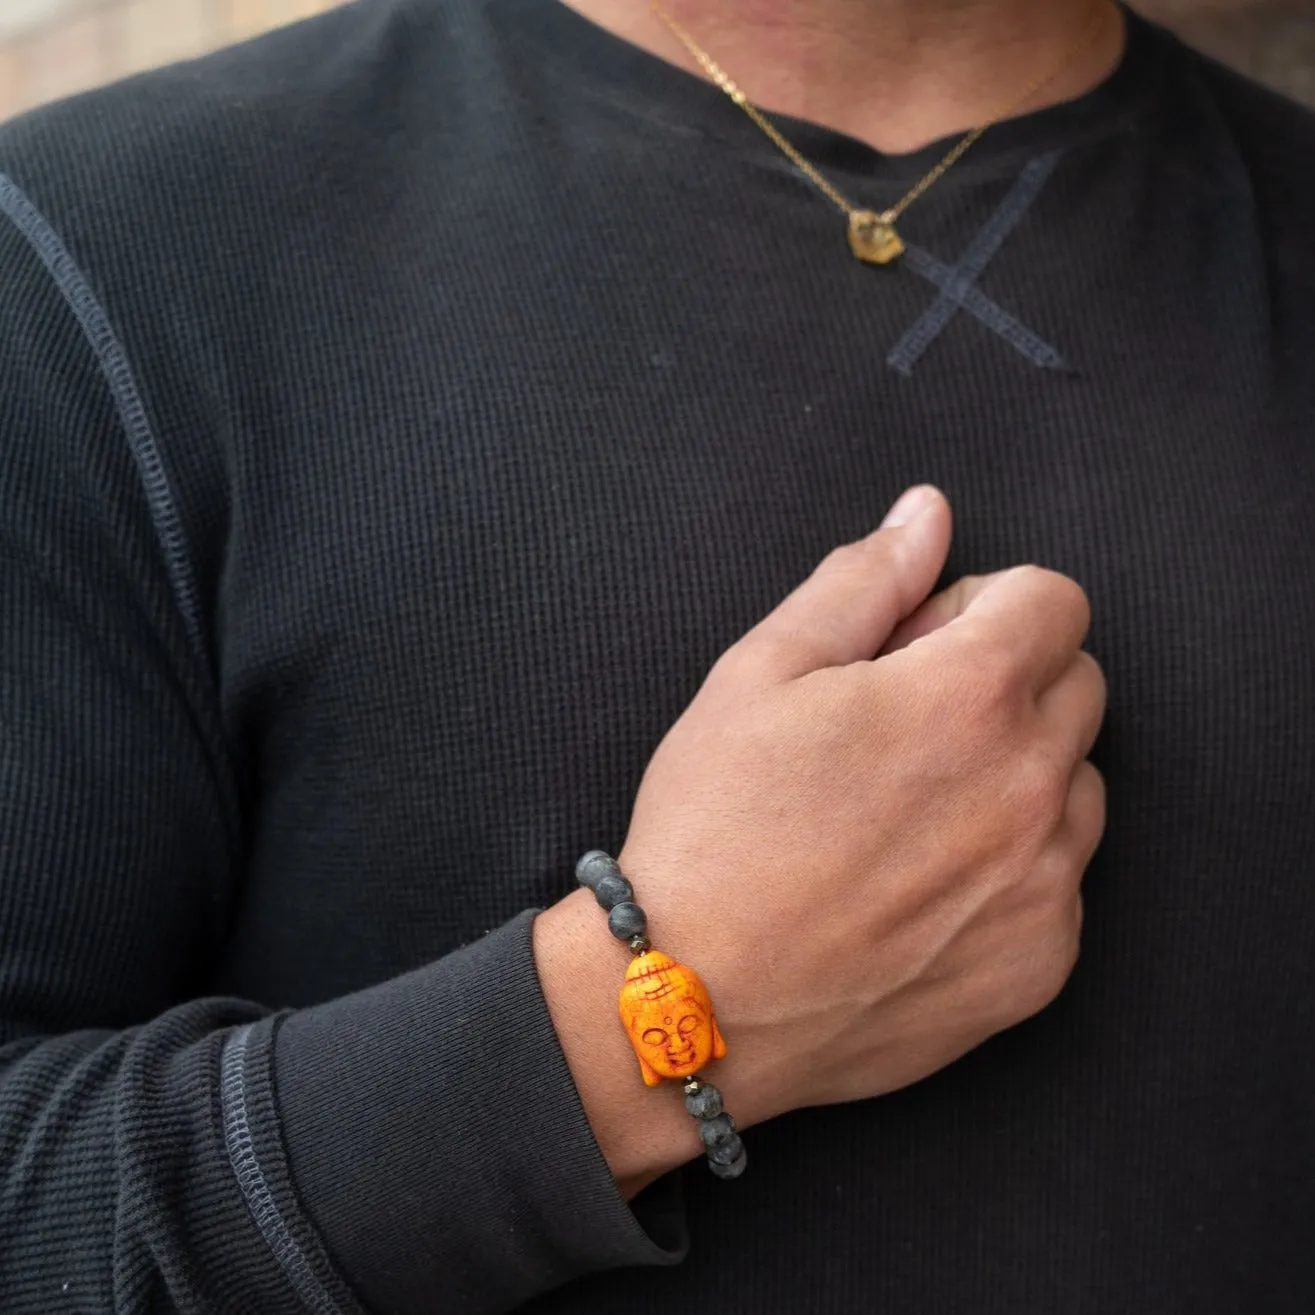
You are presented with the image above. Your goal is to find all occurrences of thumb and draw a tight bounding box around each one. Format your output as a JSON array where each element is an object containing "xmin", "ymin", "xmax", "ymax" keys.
[{"xmin": 736, "ymin": 485, "xmax": 952, "ymax": 681}]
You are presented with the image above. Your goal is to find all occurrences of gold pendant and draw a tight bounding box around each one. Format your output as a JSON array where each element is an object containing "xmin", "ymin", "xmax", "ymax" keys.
[{"xmin": 847, "ymin": 210, "xmax": 905, "ymax": 266}]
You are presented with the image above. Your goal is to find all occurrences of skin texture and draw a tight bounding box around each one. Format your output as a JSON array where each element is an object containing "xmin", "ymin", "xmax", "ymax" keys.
[
  {"xmin": 533, "ymin": 487, "xmax": 1107, "ymax": 1197},
  {"xmin": 555, "ymin": 0, "xmax": 1129, "ymax": 153}
]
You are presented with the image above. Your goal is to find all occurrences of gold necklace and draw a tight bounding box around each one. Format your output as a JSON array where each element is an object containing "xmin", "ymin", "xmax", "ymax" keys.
[{"xmin": 649, "ymin": 1, "xmax": 1110, "ymax": 265}]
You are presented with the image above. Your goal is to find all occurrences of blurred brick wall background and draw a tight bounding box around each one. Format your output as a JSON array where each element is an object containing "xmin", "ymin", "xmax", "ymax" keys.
[
  {"xmin": 0, "ymin": 0, "xmax": 1311, "ymax": 124},
  {"xmin": 0, "ymin": 1, "xmax": 342, "ymax": 121},
  {"xmin": 1149, "ymin": 0, "xmax": 1314, "ymax": 103}
]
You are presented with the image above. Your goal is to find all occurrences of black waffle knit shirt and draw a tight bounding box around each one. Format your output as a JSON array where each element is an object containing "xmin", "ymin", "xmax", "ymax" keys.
[{"xmin": 2, "ymin": 2, "xmax": 1315, "ymax": 1312}]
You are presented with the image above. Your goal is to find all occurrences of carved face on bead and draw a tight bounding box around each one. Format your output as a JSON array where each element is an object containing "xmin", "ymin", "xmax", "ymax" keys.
[{"xmin": 618, "ymin": 949, "xmax": 727, "ymax": 1087}]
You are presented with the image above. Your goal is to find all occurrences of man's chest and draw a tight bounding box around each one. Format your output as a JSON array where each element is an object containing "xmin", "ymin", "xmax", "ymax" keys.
[{"xmin": 208, "ymin": 262, "xmax": 1315, "ymax": 1008}]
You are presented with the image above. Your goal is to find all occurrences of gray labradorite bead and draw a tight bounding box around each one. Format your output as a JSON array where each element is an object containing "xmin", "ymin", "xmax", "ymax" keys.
[
  {"xmin": 593, "ymin": 872, "xmax": 634, "ymax": 911},
  {"xmin": 575, "ymin": 850, "xmax": 620, "ymax": 892},
  {"xmin": 607, "ymin": 901, "xmax": 647, "ymax": 941},
  {"xmin": 685, "ymin": 1083, "xmax": 723, "ymax": 1120},
  {"xmin": 707, "ymin": 1133, "xmax": 744, "ymax": 1166},
  {"xmin": 709, "ymin": 1145, "xmax": 748, "ymax": 1179},
  {"xmin": 698, "ymin": 1113, "xmax": 737, "ymax": 1149}
]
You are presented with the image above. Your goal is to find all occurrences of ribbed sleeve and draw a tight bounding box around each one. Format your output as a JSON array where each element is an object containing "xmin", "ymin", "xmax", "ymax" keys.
[
  {"xmin": 0, "ymin": 176, "xmax": 683, "ymax": 1314},
  {"xmin": 275, "ymin": 912, "xmax": 687, "ymax": 1315}
]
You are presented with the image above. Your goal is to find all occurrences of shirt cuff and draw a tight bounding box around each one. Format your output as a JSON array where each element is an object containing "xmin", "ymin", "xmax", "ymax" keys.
[{"xmin": 269, "ymin": 909, "xmax": 689, "ymax": 1315}]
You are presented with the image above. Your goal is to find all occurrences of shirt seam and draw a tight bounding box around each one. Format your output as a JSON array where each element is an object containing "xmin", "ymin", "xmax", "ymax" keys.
[
  {"xmin": 221, "ymin": 1024, "xmax": 354, "ymax": 1315},
  {"xmin": 0, "ymin": 172, "xmax": 214, "ymax": 694}
]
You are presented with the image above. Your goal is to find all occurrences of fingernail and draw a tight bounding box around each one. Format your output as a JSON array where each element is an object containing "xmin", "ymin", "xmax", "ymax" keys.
[{"xmin": 880, "ymin": 485, "xmax": 939, "ymax": 529}]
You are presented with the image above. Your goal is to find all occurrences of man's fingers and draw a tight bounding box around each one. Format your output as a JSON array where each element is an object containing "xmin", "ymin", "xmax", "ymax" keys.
[
  {"xmin": 1038, "ymin": 651, "xmax": 1107, "ymax": 763},
  {"xmin": 939, "ymin": 565, "xmax": 1092, "ymax": 694},
  {"xmin": 880, "ymin": 572, "xmax": 1001, "ymax": 654},
  {"xmin": 1061, "ymin": 758, "xmax": 1107, "ymax": 868},
  {"xmin": 734, "ymin": 486, "xmax": 953, "ymax": 681}
]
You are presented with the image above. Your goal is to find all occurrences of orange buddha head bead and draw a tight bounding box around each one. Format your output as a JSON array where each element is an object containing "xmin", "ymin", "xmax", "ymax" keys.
[{"xmin": 618, "ymin": 948, "xmax": 727, "ymax": 1087}]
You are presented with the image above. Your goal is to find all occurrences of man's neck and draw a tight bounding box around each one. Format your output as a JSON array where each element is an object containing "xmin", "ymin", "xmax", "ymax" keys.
[{"xmin": 557, "ymin": 0, "xmax": 1127, "ymax": 154}]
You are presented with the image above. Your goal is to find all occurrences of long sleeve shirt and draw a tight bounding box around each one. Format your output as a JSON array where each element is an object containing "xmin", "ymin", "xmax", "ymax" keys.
[{"xmin": 2, "ymin": 2, "xmax": 1314, "ymax": 1311}]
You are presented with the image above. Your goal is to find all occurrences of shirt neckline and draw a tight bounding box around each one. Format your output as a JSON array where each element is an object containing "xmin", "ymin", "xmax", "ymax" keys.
[{"xmin": 491, "ymin": 0, "xmax": 1167, "ymax": 189}]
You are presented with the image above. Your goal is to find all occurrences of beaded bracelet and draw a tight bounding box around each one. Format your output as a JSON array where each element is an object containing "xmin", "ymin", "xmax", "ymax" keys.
[{"xmin": 575, "ymin": 850, "xmax": 747, "ymax": 1180}]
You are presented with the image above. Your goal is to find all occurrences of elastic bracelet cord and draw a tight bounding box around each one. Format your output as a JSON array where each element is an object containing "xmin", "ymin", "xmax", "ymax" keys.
[{"xmin": 575, "ymin": 850, "xmax": 747, "ymax": 1180}]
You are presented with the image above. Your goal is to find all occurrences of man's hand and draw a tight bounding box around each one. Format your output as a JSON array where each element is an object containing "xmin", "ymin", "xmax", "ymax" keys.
[{"xmin": 535, "ymin": 486, "xmax": 1105, "ymax": 1189}]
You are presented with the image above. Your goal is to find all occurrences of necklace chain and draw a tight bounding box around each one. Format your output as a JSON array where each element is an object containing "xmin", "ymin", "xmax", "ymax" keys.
[{"xmin": 648, "ymin": 2, "xmax": 1110, "ymax": 262}]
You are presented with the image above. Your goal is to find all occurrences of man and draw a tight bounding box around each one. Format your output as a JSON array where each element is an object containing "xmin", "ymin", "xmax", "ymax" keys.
[{"xmin": 0, "ymin": 0, "xmax": 1311, "ymax": 1311}]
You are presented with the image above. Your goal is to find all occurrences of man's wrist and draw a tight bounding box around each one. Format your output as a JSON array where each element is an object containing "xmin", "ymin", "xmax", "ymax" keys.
[{"xmin": 533, "ymin": 888, "xmax": 702, "ymax": 1198}]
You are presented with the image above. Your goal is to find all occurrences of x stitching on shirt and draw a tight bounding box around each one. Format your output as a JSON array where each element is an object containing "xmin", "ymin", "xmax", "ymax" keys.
[{"xmin": 886, "ymin": 150, "xmax": 1069, "ymax": 376}]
